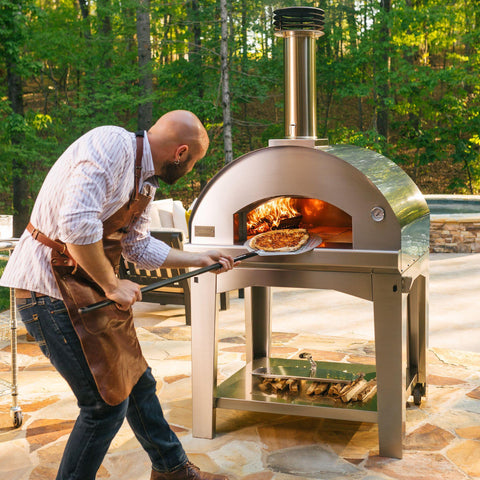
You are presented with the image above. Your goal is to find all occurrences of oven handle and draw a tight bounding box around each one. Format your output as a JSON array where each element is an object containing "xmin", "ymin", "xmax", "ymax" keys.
[{"xmin": 78, "ymin": 251, "xmax": 259, "ymax": 315}]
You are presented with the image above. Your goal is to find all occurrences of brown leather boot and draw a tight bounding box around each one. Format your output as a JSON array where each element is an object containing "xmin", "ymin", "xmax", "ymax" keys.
[{"xmin": 150, "ymin": 462, "xmax": 228, "ymax": 480}]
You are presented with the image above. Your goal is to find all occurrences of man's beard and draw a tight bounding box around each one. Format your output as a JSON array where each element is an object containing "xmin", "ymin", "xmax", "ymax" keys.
[{"xmin": 157, "ymin": 159, "xmax": 191, "ymax": 185}]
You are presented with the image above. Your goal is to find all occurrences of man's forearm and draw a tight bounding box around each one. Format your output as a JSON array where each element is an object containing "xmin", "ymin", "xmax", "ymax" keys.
[
  {"xmin": 163, "ymin": 248, "xmax": 204, "ymax": 268},
  {"xmin": 66, "ymin": 240, "xmax": 119, "ymax": 295}
]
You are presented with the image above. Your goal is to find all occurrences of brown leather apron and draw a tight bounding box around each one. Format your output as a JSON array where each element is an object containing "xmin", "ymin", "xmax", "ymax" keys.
[{"xmin": 29, "ymin": 134, "xmax": 152, "ymax": 406}]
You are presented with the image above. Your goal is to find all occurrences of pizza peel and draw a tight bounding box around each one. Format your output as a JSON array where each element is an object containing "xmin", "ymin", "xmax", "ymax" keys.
[{"xmin": 78, "ymin": 232, "xmax": 322, "ymax": 314}]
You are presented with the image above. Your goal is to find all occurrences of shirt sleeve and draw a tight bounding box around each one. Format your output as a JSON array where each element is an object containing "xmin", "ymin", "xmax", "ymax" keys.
[
  {"xmin": 121, "ymin": 200, "xmax": 171, "ymax": 269},
  {"xmin": 58, "ymin": 130, "xmax": 131, "ymax": 245}
]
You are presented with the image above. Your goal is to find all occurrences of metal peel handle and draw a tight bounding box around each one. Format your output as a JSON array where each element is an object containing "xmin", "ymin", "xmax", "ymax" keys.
[{"xmin": 78, "ymin": 250, "xmax": 258, "ymax": 315}]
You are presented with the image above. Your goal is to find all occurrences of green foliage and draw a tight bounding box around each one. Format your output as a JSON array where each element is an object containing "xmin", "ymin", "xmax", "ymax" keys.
[
  {"xmin": 329, "ymin": 127, "xmax": 387, "ymax": 154},
  {"xmin": 0, "ymin": 0, "xmax": 480, "ymax": 216},
  {"xmin": 0, "ymin": 259, "xmax": 9, "ymax": 311}
]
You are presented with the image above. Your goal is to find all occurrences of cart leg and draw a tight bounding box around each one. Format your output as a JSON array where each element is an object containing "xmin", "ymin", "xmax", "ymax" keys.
[
  {"xmin": 245, "ymin": 286, "xmax": 271, "ymax": 364},
  {"xmin": 191, "ymin": 273, "xmax": 218, "ymax": 439},
  {"xmin": 407, "ymin": 273, "xmax": 428, "ymax": 403},
  {"xmin": 373, "ymin": 273, "xmax": 407, "ymax": 459},
  {"xmin": 417, "ymin": 272, "xmax": 428, "ymax": 389},
  {"xmin": 10, "ymin": 287, "xmax": 22, "ymax": 428}
]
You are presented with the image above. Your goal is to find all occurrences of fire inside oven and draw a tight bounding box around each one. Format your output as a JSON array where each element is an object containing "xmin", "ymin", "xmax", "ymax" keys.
[{"xmin": 233, "ymin": 196, "xmax": 352, "ymax": 248}]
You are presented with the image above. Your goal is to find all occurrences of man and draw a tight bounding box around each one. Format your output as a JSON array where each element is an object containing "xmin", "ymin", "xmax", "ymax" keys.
[{"xmin": 0, "ymin": 110, "xmax": 235, "ymax": 480}]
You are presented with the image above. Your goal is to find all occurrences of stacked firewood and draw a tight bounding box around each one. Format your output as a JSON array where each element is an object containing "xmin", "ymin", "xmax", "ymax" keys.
[
  {"xmin": 258, "ymin": 375, "xmax": 377, "ymax": 404},
  {"xmin": 258, "ymin": 377, "xmax": 300, "ymax": 394}
]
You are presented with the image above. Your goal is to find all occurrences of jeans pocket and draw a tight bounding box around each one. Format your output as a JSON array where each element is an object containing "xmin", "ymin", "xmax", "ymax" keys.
[{"xmin": 20, "ymin": 308, "xmax": 50, "ymax": 358}]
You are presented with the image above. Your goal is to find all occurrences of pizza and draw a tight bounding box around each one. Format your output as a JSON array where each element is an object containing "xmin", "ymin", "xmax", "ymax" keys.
[{"xmin": 249, "ymin": 228, "xmax": 310, "ymax": 252}]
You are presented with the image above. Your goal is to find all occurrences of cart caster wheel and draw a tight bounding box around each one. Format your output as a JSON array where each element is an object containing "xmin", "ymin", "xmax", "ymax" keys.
[
  {"xmin": 12, "ymin": 410, "xmax": 23, "ymax": 428},
  {"xmin": 412, "ymin": 385, "xmax": 423, "ymax": 406}
]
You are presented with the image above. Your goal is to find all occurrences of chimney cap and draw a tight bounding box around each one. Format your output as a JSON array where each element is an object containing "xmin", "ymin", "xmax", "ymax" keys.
[{"xmin": 273, "ymin": 6, "xmax": 325, "ymax": 32}]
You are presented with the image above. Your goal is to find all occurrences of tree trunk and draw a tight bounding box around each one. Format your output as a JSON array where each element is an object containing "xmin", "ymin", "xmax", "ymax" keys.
[
  {"xmin": 7, "ymin": 59, "xmax": 29, "ymax": 237},
  {"xmin": 188, "ymin": 0, "xmax": 203, "ymax": 98},
  {"xmin": 376, "ymin": 0, "xmax": 391, "ymax": 142},
  {"xmin": 220, "ymin": 0, "xmax": 233, "ymax": 164},
  {"xmin": 2, "ymin": 0, "xmax": 29, "ymax": 236},
  {"xmin": 97, "ymin": 0, "xmax": 113, "ymax": 70},
  {"xmin": 136, "ymin": 0, "xmax": 153, "ymax": 130}
]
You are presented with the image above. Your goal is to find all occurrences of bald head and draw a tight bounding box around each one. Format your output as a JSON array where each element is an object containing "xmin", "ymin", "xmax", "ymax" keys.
[{"xmin": 148, "ymin": 110, "xmax": 209, "ymax": 163}]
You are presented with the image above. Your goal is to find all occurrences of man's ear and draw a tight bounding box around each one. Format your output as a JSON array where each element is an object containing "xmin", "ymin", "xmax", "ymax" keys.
[{"xmin": 174, "ymin": 144, "xmax": 189, "ymax": 161}]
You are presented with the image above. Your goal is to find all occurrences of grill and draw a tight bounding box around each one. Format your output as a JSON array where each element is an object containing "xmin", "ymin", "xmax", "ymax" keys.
[{"xmin": 185, "ymin": 7, "xmax": 429, "ymax": 459}]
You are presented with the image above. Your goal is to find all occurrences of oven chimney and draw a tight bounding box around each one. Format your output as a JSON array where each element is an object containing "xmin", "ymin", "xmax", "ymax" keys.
[{"xmin": 273, "ymin": 7, "xmax": 325, "ymax": 140}]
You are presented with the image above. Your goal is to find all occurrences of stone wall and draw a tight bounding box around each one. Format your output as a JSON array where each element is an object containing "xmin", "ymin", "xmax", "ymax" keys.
[{"xmin": 430, "ymin": 219, "xmax": 480, "ymax": 253}]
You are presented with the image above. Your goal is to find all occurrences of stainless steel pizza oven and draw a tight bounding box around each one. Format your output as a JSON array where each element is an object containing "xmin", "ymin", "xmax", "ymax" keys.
[{"xmin": 185, "ymin": 6, "xmax": 429, "ymax": 459}]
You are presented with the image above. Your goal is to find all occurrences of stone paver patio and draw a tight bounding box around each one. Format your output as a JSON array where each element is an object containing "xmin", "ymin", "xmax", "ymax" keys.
[{"xmin": 1, "ymin": 253, "xmax": 479, "ymax": 480}]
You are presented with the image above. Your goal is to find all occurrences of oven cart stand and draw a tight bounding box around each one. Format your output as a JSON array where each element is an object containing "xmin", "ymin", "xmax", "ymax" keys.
[
  {"xmin": 0, "ymin": 239, "xmax": 23, "ymax": 428},
  {"xmin": 189, "ymin": 248, "xmax": 428, "ymax": 460}
]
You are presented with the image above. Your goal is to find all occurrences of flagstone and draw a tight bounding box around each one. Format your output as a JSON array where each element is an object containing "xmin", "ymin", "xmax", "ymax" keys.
[
  {"xmin": 220, "ymin": 345, "xmax": 247, "ymax": 353},
  {"xmin": 26, "ymin": 419, "xmax": 75, "ymax": 452},
  {"xmin": 102, "ymin": 448, "xmax": 149, "ymax": 479},
  {"xmin": 270, "ymin": 346, "xmax": 300, "ymax": 357},
  {"xmin": 1, "ymin": 342, "xmax": 43, "ymax": 357},
  {"xmin": 29, "ymin": 465, "xmax": 66, "ymax": 480},
  {"xmin": 241, "ymin": 471, "xmax": 274, "ymax": 480},
  {"xmin": 271, "ymin": 332, "xmax": 299, "ymax": 344},
  {"xmin": 136, "ymin": 327, "xmax": 163, "ymax": 342},
  {"xmin": 446, "ymin": 439, "xmax": 480, "ymax": 477},
  {"xmin": 164, "ymin": 373, "xmax": 190, "ymax": 384},
  {"xmin": 404, "ymin": 423, "xmax": 455, "ymax": 451},
  {"xmin": 266, "ymin": 444, "xmax": 360, "ymax": 478},
  {"xmin": 219, "ymin": 335, "xmax": 245, "ymax": 344},
  {"xmin": 148, "ymin": 326, "xmax": 191, "ymax": 341},
  {"xmin": 365, "ymin": 452, "xmax": 469, "ymax": 479},
  {"xmin": 0, "ymin": 438, "xmax": 32, "ymax": 472},
  {"xmin": 430, "ymin": 348, "xmax": 480, "ymax": 370},
  {"xmin": 3, "ymin": 279, "xmax": 480, "ymax": 480},
  {"xmin": 1, "ymin": 466, "xmax": 32, "ymax": 480},
  {"xmin": 19, "ymin": 396, "xmax": 60, "ymax": 413},
  {"xmin": 258, "ymin": 418, "xmax": 320, "ymax": 452},
  {"xmin": 209, "ymin": 440, "xmax": 264, "ymax": 477},
  {"xmin": 297, "ymin": 348, "xmax": 346, "ymax": 362},
  {"xmin": 22, "ymin": 363, "xmax": 57, "ymax": 372},
  {"xmin": 467, "ymin": 386, "xmax": 480, "ymax": 400},
  {"xmin": 434, "ymin": 410, "xmax": 480, "ymax": 433},
  {"xmin": 345, "ymin": 354, "xmax": 376, "ymax": 365},
  {"xmin": 188, "ymin": 452, "xmax": 222, "ymax": 476},
  {"xmin": 427, "ymin": 374, "xmax": 466, "ymax": 386},
  {"xmin": 455, "ymin": 424, "xmax": 480, "ymax": 439}
]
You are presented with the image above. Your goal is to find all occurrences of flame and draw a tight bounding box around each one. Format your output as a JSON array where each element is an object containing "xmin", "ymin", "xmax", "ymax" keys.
[{"xmin": 247, "ymin": 198, "xmax": 301, "ymax": 236}]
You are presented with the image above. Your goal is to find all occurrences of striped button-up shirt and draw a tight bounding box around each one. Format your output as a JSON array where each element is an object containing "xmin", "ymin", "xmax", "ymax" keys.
[{"xmin": 0, "ymin": 126, "xmax": 171, "ymax": 299}]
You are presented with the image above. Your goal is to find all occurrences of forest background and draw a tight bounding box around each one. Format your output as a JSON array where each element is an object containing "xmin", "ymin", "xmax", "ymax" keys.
[{"xmin": 1, "ymin": 0, "xmax": 480, "ymax": 238}]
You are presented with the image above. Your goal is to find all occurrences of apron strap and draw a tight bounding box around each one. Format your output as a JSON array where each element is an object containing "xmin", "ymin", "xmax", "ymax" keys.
[
  {"xmin": 26, "ymin": 222, "xmax": 71, "ymax": 257},
  {"xmin": 131, "ymin": 132, "xmax": 144, "ymax": 204}
]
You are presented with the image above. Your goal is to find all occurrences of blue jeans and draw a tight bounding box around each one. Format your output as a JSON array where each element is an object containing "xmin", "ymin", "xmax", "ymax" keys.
[{"xmin": 18, "ymin": 293, "xmax": 188, "ymax": 480}]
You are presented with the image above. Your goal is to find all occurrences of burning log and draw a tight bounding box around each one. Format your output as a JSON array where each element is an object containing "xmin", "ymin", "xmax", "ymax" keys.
[{"xmin": 247, "ymin": 198, "xmax": 302, "ymax": 236}]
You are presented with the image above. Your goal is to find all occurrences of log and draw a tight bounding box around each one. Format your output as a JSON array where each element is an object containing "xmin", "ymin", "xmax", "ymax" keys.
[
  {"xmin": 327, "ymin": 383, "xmax": 343, "ymax": 397},
  {"xmin": 340, "ymin": 378, "xmax": 368, "ymax": 403},
  {"xmin": 356, "ymin": 379, "xmax": 377, "ymax": 403},
  {"xmin": 314, "ymin": 382, "xmax": 329, "ymax": 395}
]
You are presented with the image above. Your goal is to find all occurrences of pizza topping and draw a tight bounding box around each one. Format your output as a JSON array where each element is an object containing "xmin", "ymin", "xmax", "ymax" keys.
[{"xmin": 250, "ymin": 228, "xmax": 309, "ymax": 252}]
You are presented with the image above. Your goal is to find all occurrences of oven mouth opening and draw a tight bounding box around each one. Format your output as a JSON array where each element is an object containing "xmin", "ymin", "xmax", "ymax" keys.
[{"xmin": 234, "ymin": 196, "xmax": 353, "ymax": 249}]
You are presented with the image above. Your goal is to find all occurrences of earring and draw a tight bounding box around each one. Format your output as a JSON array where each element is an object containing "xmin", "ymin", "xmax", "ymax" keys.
[{"xmin": 174, "ymin": 158, "xmax": 180, "ymax": 165}]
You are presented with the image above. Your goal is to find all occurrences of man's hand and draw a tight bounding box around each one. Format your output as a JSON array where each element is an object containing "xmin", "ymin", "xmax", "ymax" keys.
[
  {"xmin": 66, "ymin": 241, "xmax": 142, "ymax": 311},
  {"xmin": 197, "ymin": 250, "xmax": 236, "ymax": 274},
  {"xmin": 104, "ymin": 278, "xmax": 142, "ymax": 311}
]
